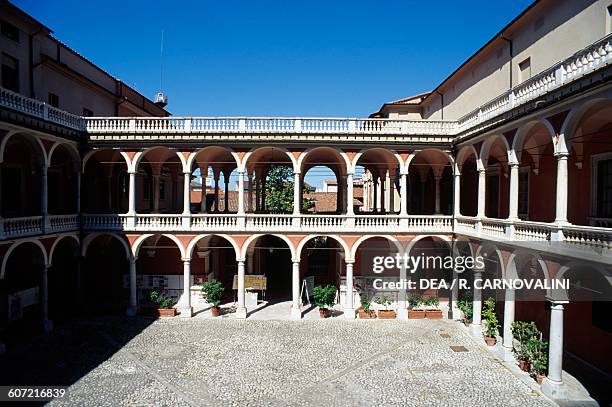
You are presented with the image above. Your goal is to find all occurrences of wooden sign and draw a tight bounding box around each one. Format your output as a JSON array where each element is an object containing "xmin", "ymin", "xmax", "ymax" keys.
[{"xmin": 233, "ymin": 274, "xmax": 267, "ymax": 290}]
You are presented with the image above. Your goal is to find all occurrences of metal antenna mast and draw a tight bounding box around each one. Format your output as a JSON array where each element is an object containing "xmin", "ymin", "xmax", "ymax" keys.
[{"xmin": 154, "ymin": 29, "xmax": 168, "ymax": 107}]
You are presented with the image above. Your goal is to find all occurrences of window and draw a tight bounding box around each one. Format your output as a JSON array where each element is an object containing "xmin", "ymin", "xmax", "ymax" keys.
[
  {"xmin": 1, "ymin": 20, "xmax": 19, "ymax": 42},
  {"xmin": 518, "ymin": 57, "xmax": 531, "ymax": 83},
  {"xmin": 518, "ymin": 167, "xmax": 530, "ymax": 220},
  {"xmin": 48, "ymin": 93, "xmax": 59, "ymax": 107},
  {"xmin": 83, "ymin": 107, "xmax": 94, "ymax": 117},
  {"xmin": 596, "ymin": 158, "xmax": 612, "ymax": 218},
  {"xmin": 1, "ymin": 53, "xmax": 19, "ymax": 92}
]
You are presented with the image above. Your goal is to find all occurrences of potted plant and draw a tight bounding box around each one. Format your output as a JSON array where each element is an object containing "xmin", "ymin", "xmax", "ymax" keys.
[
  {"xmin": 376, "ymin": 296, "xmax": 396, "ymax": 319},
  {"xmin": 512, "ymin": 321, "xmax": 539, "ymax": 372},
  {"xmin": 529, "ymin": 337, "xmax": 548, "ymax": 384},
  {"xmin": 424, "ymin": 296, "xmax": 442, "ymax": 319},
  {"xmin": 358, "ymin": 298, "xmax": 377, "ymax": 319},
  {"xmin": 407, "ymin": 293, "xmax": 425, "ymax": 319},
  {"xmin": 457, "ymin": 292, "xmax": 473, "ymax": 325},
  {"xmin": 149, "ymin": 290, "xmax": 177, "ymax": 317},
  {"xmin": 313, "ymin": 284, "xmax": 336, "ymax": 318},
  {"xmin": 482, "ymin": 298, "xmax": 500, "ymax": 346},
  {"xmin": 201, "ymin": 279, "xmax": 225, "ymax": 317}
]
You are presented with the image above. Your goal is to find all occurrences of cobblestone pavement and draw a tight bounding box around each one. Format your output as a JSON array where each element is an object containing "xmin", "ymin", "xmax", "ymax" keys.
[{"xmin": 3, "ymin": 317, "xmax": 555, "ymax": 406}]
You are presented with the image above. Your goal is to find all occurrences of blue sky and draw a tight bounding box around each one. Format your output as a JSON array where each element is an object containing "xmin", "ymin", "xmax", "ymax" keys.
[{"xmin": 18, "ymin": 0, "xmax": 533, "ymax": 118}]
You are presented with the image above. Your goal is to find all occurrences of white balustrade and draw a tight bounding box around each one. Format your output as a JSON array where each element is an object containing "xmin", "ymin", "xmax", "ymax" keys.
[
  {"xmin": 563, "ymin": 225, "xmax": 612, "ymax": 250},
  {"xmin": 136, "ymin": 214, "xmax": 182, "ymax": 230},
  {"xmin": 300, "ymin": 216, "xmax": 346, "ymax": 229},
  {"xmin": 514, "ymin": 221, "xmax": 551, "ymax": 241},
  {"xmin": 82, "ymin": 214, "xmax": 126, "ymax": 229},
  {"xmin": 191, "ymin": 214, "xmax": 238, "ymax": 230},
  {"xmin": 246, "ymin": 214, "xmax": 294, "ymax": 230},
  {"xmin": 3, "ymin": 216, "xmax": 43, "ymax": 237},
  {"xmin": 455, "ymin": 216, "xmax": 478, "ymax": 231},
  {"xmin": 406, "ymin": 215, "xmax": 451, "ymax": 231},
  {"xmin": 48, "ymin": 214, "xmax": 79, "ymax": 232},
  {"xmin": 481, "ymin": 219, "xmax": 507, "ymax": 238}
]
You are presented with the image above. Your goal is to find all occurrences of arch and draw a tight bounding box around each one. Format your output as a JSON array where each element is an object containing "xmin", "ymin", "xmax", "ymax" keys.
[
  {"xmin": 455, "ymin": 145, "xmax": 480, "ymax": 172},
  {"xmin": 48, "ymin": 234, "xmax": 80, "ymax": 265},
  {"xmin": 296, "ymin": 234, "xmax": 350, "ymax": 261},
  {"xmin": 479, "ymin": 134, "xmax": 511, "ymax": 167},
  {"xmin": 560, "ymin": 97, "xmax": 612, "ymax": 155},
  {"xmin": 0, "ymin": 131, "xmax": 47, "ymax": 165},
  {"xmin": 48, "ymin": 142, "xmax": 80, "ymax": 170},
  {"xmin": 352, "ymin": 147, "xmax": 404, "ymax": 175},
  {"xmin": 297, "ymin": 147, "xmax": 351, "ymax": 175},
  {"xmin": 406, "ymin": 148, "xmax": 454, "ymax": 170},
  {"xmin": 474, "ymin": 242, "xmax": 505, "ymax": 276},
  {"xmin": 1, "ymin": 238, "xmax": 48, "ymax": 279},
  {"xmin": 82, "ymin": 232, "xmax": 131, "ymax": 259},
  {"xmin": 505, "ymin": 250, "xmax": 551, "ymax": 282},
  {"xmin": 349, "ymin": 234, "xmax": 403, "ymax": 261},
  {"xmin": 186, "ymin": 234, "xmax": 241, "ymax": 261},
  {"xmin": 186, "ymin": 146, "xmax": 240, "ymax": 172},
  {"xmin": 512, "ymin": 120, "xmax": 556, "ymax": 163},
  {"xmin": 131, "ymin": 233, "xmax": 186, "ymax": 259},
  {"xmin": 405, "ymin": 234, "xmax": 452, "ymax": 255},
  {"xmin": 241, "ymin": 146, "xmax": 297, "ymax": 174},
  {"xmin": 132, "ymin": 146, "xmax": 187, "ymax": 173},
  {"xmin": 240, "ymin": 233, "xmax": 297, "ymax": 261},
  {"xmin": 82, "ymin": 149, "xmax": 131, "ymax": 173}
]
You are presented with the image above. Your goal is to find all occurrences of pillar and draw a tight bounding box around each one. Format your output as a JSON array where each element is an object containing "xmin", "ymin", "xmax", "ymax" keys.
[
  {"xmin": 344, "ymin": 262, "xmax": 355, "ymax": 318},
  {"xmin": 213, "ymin": 174, "xmax": 220, "ymax": 213},
  {"xmin": 470, "ymin": 269, "xmax": 483, "ymax": 336},
  {"xmin": 293, "ymin": 172, "xmax": 301, "ymax": 215},
  {"xmin": 224, "ymin": 174, "xmax": 230, "ymax": 212},
  {"xmin": 389, "ymin": 176, "xmax": 396, "ymax": 213},
  {"xmin": 554, "ymin": 153, "xmax": 569, "ymax": 224},
  {"xmin": 291, "ymin": 261, "xmax": 301, "ymax": 319},
  {"xmin": 127, "ymin": 257, "xmax": 137, "ymax": 316},
  {"xmin": 380, "ymin": 174, "xmax": 386, "ymax": 213},
  {"xmin": 41, "ymin": 164, "xmax": 49, "ymax": 229},
  {"xmin": 502, "ymin": 288, "xmax": 515, "ymax": 352},
  {"xmin": 180, "ymin": 258, "xmax": 192, "ymax": 317},
  {"xmin": 236, "ymin": 260, "xmax": 247, "ymax": 318},
  {"xmin": 255, "ymin": 172, "xmax": 261, "ymax": 212},
  {"xmin": 261, "ymin": 175, "xmax": 267, "ymax": 212},
  {"xmin": 542, "ymin": 301, "xmax": 568, "ymax": 398},
  {"xmin": 450, "ymin": 266, "xmax": 460, "ymax": 319},
  {"xmin": 453, "ymin": 171, "xmax": 461, "ymax": 217},
  {"xmin": 399, "ymin": 173, "xmax": 408, "ymax": 216},
  {"xmin": 434, "ymin": 176, "xmax": 441, "ymax": 214},
  {"xmin": 373, "ymin": 176, "xmax": 379, "ymax": 213},
  {"xmin": 397, "ymin": 264, "xmax": 408, "ymax": 320},
  {"xmin": 182, "ymin": 172, "xmax": 191, "ymax": 215},
  {"xmin": 477, "ymin": 169, "xmax": 486, "ymax": 218},
  {"xmin": 41, "ymin": 264, "xmax": 52, "ymax": 333},
  {"xmin": 200, "ymin": 167, "xmax": 207, "ymax": 213},
  {"xmin": 128, "ymin": 171, "xmax": 136, "ymax": 214},
  {"xmin": 346, "ymin": 173, "xmax": 354, "ymax": 215},
  {"xmin": 152, "ymin": 174, "xmax": 160, "ymax": 213},
  {"xmin": 508, "ymin": 163, "xmax": 519, "ymax": 220},
  {"xmin": 238, "ymin": 171, "xmax": 245, "ymax": 215},
  {"xmin": 247, "ymin": 173, "xmax": 253, "ymax": 212}
]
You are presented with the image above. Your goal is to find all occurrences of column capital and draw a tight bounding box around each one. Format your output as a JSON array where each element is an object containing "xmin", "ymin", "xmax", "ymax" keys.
[
  {"xmin": 181, "ymin": 257, "xmax": 191, "ymax": 263},
  {"xmin": 554, "ymin": 151, "xmax": 570, "ymax": 158},
  {"xmin": 509, "ymin": 161, "xmax": 519, "ymax": 168}
]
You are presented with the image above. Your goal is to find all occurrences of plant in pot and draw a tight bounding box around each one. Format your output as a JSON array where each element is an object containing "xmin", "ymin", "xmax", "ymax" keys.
[
  {"xmin": 376, "ymin": 296, "xmax": 396, "ymax": 319},
  {"xmin": 358, "ymin": 298, "xmax": 377, "ymax": 319},
  {"xmin": 529, "ymin": 337, "xmax": 548, "ymax": 384},
  {"xmin": 457, "ymin": 292, "xmax": 473, "ymax": 326},
  {"xmin": 313, "ymin": 284, "xmax": 336, "ymax": 318},
  {"xmin": 407, "ymin": 293, "xmax": 425, "ymax": 318},
  {"xmin": 482, "ymin": 298, "xmax": 500, "ymax": 346},
  {"xmin": 201, "ymin": 279, "xmax": 225, "ymax": 317},
  {"xmin": 511, "ymin": 321, "xmax": 539, "ymax": 372},
  {"xmin": 424, "ymin": 296, "xmax": 442, "ymax": 319},
  {"xmin": 149, "ymin": 290, "xmax": 177, "ymax": 317}
]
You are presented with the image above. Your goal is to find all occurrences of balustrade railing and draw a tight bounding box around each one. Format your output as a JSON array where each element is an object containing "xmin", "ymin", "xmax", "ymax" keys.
[
  {"xmin": 3, "ymin": 216, "xmax": 43, "ymax": 237},
  {"xmin": 48, "ymin": 214, "xmax": 79, "ymax": 232}
]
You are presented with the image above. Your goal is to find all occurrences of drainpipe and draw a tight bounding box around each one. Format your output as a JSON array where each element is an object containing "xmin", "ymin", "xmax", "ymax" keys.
[
  {"xmin": 435, "ymin": 91, "xmax": 444, "ymax": 120},
  {"xmin": 501, "ymin": 34, "xmax": 513, "ymax": 89}
]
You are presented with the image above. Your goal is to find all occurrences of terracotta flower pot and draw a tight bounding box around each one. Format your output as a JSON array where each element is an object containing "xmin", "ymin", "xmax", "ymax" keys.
[
  {"xmin": 536, "ymin": 373, "xmax": 546, "ymax": 384},
  {"xmin": 358, "ymin": 309, "xmax": 377, "ymax": 319},
  {"xmin": 319, "ymin": 308, "xmax": 331, "ymax": 318},
  {"xmin": 426, "ymin": 309, "xmax": 443, "ymax": 319},
  {"xmin": 485, "ymin": 336, "xmax": 497, "ymax": 346},
  {"xmin": 519, "ymin": 360, "xmax": 531, "ymax": 372},
  {"xmin": 408, "ymin": 310, "xmax": 426, "ymax": 319},
  {"xmin": 210, "ymin": 306, "xmax": 221, "ymax": 317},
  {"xmin": 157, "ymin": 308, "xmax": 177, "ymax": 317},
  {"xmin": 378, "ymin": 310, "xmax": 396, "ymax": 319}
]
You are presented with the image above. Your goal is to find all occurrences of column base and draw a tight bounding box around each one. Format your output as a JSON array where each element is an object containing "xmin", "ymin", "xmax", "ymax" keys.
[
  {"xmin": 42, "ymin": 319, "xmax": 53, "ymax": 334},
  {"xmin": 501, "ymin": 345, "xmax": 515, "ymax": 362},
  {"xmin": 541, "ymin": 377, "xmax": 567, "ymax": 399},
  {"xmin": 397, "ymin": 308, "xmax": 408, "ymax": 320},
  {"xmin": 469, "ymin": 323, "xmax": 482, "ymax": 338},
  {"xmin": 126, "ymin": 307, "xmax": 137, "ymax": 317},
  {"xmin": 344, "ymin": 308, "xmax": 356, "ymax": 319},
  {"xmin": 179, "ymin": 306, "xmax": 193, "ymax": 318},
  {"xmin": 291, "ymin": 307, "xmax": 302, "ymax": 320},
  {"xmin": 235, "ymin": 306, "xmax": 247, "ymax": 319}
]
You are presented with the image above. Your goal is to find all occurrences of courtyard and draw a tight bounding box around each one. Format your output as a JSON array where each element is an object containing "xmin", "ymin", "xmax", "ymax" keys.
[{"xmin": 1, "ymin": 317, "xmax": 555, "ymax": 406}]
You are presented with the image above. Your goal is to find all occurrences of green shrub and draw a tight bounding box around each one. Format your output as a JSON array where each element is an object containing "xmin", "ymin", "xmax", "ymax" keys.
[
  {"xmin": 313, "ymin": 285, "xmax": 336, "ymax": 310},
  {"xmin": 482, "ymin": 298, "xmax": 500, "ymax": 338},
  {"xmin": 407, "ymin": 293, "xmax": 423, "ymax": 310},
  {"xmin": 424, "ymin": 296, "xmax": 439, "ymax": 309},
  {"xmin": 457, "ymin": 291, "xmax": 473, "ymax": 321},
  {"xmin": 528, "ymin": 337, "xmax": 549, "ymax": 375},
  {"xmin": 201, "ymin": 280, "xmax": 225, "ymax": 307},
  {"xmin": 375, "ymin": 296, "xmax": 392, "ymax": 310},
  {"xmin": 361, "ymin": 299, "xmax": 372, "ymax": 313},
  {"xmin": 149, "ymin": 290, "xmax": 175, "ymax": 309},
  {"xmin": 511, "ymin": 321, "xmax": 540, "ymax": 362}
]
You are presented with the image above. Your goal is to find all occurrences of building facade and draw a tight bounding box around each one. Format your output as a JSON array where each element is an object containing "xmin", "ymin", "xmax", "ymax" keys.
[{"xmin": 0, "ymin": 0, "xmax": 611, "ymax": 401}]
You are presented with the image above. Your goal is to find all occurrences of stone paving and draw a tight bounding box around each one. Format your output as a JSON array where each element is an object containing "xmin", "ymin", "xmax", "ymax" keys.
[{"xmin": 2, "ymin": 317, "xmax": 556, "ymax": 406}]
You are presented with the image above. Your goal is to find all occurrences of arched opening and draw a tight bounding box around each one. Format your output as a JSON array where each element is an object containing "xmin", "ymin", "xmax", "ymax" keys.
[
  {"xmin": 245, "ymin": 235, "xmax": 293, "ymax": 303},
  {"xmin": 190, "ymin": 147, "xmax": 239, "ymax": 214},
  {"xmin": 300, "ymin": 148, "xmax": 348, "ymax": 214},
  {"xmin": 136, "ymin": 148, "xmax": 184, "ymax": 214},
  {"xmin": 566, "ymin": 100, "xmax": 612, "ymax": 227},
  {"xmin": 408, "ymin": 236, "xmax": 452, "ymax": 302},
  {"xmin": 477, "ymin": 244, "xmax": 505, "ymax": 323},
  {"xmin": 48, "ymin": 237, "xmax": 80, "ymax": 321},
  {"xmin": 457, "ymin": 147, "xmax": 479, "ymax": 217},
  {"xmin": 408, "ymin": 149, "xmax": 453, "ymax": 215},
  {"xmin": 481, "ymin": 137, "xmax": 509, "ymax": 219},
  {"xmin": 0, "ymin": 242, "xmax": 46, "ymax": 336},
  {"xmin": 83, "ymin": 149, "xmax": 128, "ymax": 213},
  {"xmin": 0, "ymin": 134, "xmax": 44, "ymax": 217},
  {"xmin": 299, "ymin": 236, "xmax": 345, "ymax": 305},
  {"xmin": 48, "ymin": 145, "xmax": 79, "ymax": 214},
  {"xmin": 515, "ymin": 122, "xmax": 556, "ymax": 222},
  {"xmin": 82, "ymin": 235, "xmax": 128, "ymax": 315},
  {"xmin": 244, "ymin": 148, "xmax": 294, "ymax": 214},
  {"xmin": 355, "ymin": 149, "xmax": 401, "ymax": 214}
]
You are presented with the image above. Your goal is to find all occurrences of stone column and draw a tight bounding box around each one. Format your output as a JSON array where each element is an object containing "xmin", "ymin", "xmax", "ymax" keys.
[
  {"xmin": 346, "ymin": 173, "xmax": 354, "ymax": 215},
  {"xmin": 180, "ymin": 258, "xmax": 192, "ymax": 318},
  {"xmin": 182, "ymin": 172, "xmax": 191, "ymax": 215},
  {"xmin": 224, "ymin": 174, "xmax": 230, "ymax": 212},
  {"xmin": 261, "ymin": 175, "xmax": 267, "ymax": 212},
  {"xmin": 41, "ymin": 164, "xmax": 49, "ymax": 230},
  {"xmin": 238, "ymin": 171, "xmax": 245, "ymax": 215},
  {"xmin": 41, "ymin": 264, "xmax": 52, "ymax": 333},
  {"xmin": 200, "ymin": 167, "xmax": 207, "ymax": 213},
  {"xmin": 344, "ymin": 262, "xmax": 355, "ymax": 319},
  {"xmin": 152, "ymin": 174, "xmax": 160, "ymax": 213},
  {"xmin": 213, "ymin": 174, "xmax": 220, "ymax": 213},
  {"xmin": 247, "ymin": 172, "xmax": 253, "ymax": 212},
  {"xmin": 450, "ymin": 266, "xmax": 460, "ymax": 320},
  {"xmin": 291, "ymin": 261, "xmax": 301, "ymax": 319},
  {"xmin": 293, "ymin": 172, "xmax": 301, "ymax": 215},
  {"xmin": 470, "ymin": 269, "xmax": 483, "ymax": 336},
  {"xmin": 453, "ymin": 172, "xmax": 461, "ymax": 217},
  {"xmin": 477, "ymin": 169, "xmax": 486, "ymax": 218},
  {"xmin": 508, "ymin": 163, "xmax": 519, "ymax": 220},
  {"xmin": 389, "ymin": 176, "xmax": 396, "ymax": 213},
  {"xmin": 400, "ymin": 173, "xmax": 408, "ymax": 216},
  {"xmin": 554, "ymin": 153, "xmax": 569, "ymax": 224},
  {"xmin": 236, "ymin": 260, "xmax": 247, "ymax": 319},
  {"xmin": 397, "ymin": 264, "xmax": 408, "ymax": 320},
  {"xmin": 542, "ymin": 301, "xmax": 568, "ymax": 399},
  {"xmin": 373, "ymin": 176, "xmax": 379, "ymax": 213},
  {"xmin": 127, "ymin": 256, "xmax": 137, "ymax": 316},
  {"xmin": 502, "ymin": 288, "xmax": 515, "ymax": 353},
  {"xmin": 434, "ymin": 176, "xmax": 442, "ymax": 214},
  {"xmin": 380, "ymin": 174, "xmax": 386, "ymax": 214},
  {"xmin": 255, "ymin": 172, "xmax": 261, "ymax": 212}
]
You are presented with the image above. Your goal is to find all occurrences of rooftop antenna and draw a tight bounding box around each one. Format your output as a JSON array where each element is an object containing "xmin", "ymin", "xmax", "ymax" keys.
[{"xmin": 154, "ymin": 29, "xmax": 168, "ymax": 108}]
